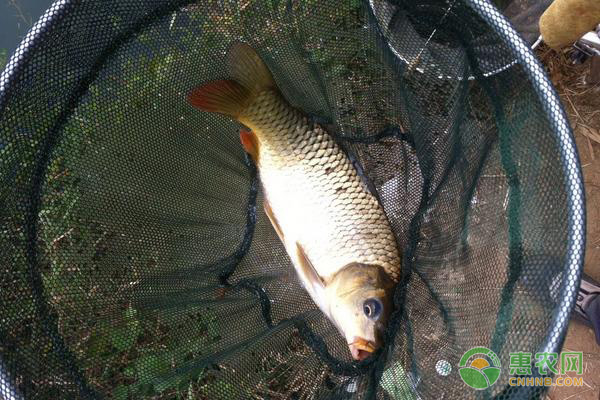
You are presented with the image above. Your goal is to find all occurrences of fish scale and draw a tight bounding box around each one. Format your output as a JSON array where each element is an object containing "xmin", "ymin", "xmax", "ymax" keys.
[
  {"xmin": 187, "ymin": 42, "xmax": 402, "ymax": 359},
  {"xmin": 242, "ymin": 89, "xmax": 401, "ymax": 282}
]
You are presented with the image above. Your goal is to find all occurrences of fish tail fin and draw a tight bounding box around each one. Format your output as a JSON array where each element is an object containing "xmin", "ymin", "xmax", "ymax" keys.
[
  {"xmin": 187, "ymin": 79, "xmax": 250, "ymax": 119},
  {"xmin": 227, "ymin": 41, "xmax": 277, "ymax": 95},
  {"xmin": 187, "ymin": 42, "xmax": 277, "ymax": 121}
]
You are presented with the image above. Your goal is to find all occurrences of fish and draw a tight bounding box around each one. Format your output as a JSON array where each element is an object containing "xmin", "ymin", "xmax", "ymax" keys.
[{"xmin": 187, "ymin": 42, "xmax": 402, "ymax": 361}]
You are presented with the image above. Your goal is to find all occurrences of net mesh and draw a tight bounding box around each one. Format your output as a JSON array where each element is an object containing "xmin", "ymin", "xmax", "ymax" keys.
[
  {"xmin": 0, "ymin": 0, "xmax": 585, "ymax": 399},
  {"xmin": 496, "ymin": 0, "xmax": 553, "ymax": 45}
]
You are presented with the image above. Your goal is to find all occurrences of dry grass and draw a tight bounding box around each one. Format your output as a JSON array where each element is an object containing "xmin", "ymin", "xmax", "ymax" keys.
[
  {"xmin": 537, "ymin": 44, "xmax": 600, "ymax": 400},
  {"xmin": 536, "ymin": 44, "xmax": 600, "ymax": 161}
]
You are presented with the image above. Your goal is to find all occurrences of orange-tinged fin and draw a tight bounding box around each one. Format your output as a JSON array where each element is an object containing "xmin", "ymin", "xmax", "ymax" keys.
[
  {"xmin": 263, "ymin": 198, "xmax": 284, "ymax": 242},
  {"xmin": 240, "ymin": 129, "xmax": 260, "ymax": 162},
  {"xmin": 227, "ymin": 41, "xmax": 277, "ymax": 95},
  {"xmin": 215, "ymin": 287, "xmax": 230, "ymax": 299},
  {"xmin": 187, "ymin": 42, "xmax": 277, "ymax": 121},
  {"xmin": 187, "ymin": 79, "xmax": 250, "ymax": 119},
  {"xmin": 295, "ymin": 242, "xmax": 325, "ymax": 290}
]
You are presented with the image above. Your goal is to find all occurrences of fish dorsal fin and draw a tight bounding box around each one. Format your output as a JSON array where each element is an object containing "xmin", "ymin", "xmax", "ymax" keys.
[
  {"xmin": 263, "ymin": 198, "xmax": 284, "ymax": 242},
  {"xmin": 345, "ymin": 147, "xmax": 380, "ymax": 199},
  {"xmin": 227, "ymin": 42, "xmax": 277, "ymax": 96},
  {"xmin": 295, "ymin": 242, "xmax": 325, "ymax": 290}
]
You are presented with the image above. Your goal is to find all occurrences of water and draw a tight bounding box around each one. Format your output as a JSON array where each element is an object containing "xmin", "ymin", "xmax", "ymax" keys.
[{"xmin": 0, "ymin": 0, "xmax": 54, "ymax": 69}]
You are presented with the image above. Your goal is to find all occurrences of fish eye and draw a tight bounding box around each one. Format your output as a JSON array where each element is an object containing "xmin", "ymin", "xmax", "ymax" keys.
[{"xmin": 363, "ymin": 298, "xmax": 383, "ymax": 321}]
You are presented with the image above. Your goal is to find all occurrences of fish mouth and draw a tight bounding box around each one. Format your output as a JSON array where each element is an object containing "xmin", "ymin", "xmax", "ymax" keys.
[{"xmin": 348, "ymin": 338, "xmax": 376, "ymax": 361}]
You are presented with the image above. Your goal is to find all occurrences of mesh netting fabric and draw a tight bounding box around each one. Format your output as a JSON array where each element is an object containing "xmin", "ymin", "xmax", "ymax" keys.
[
  {"xmin": 495, "ymin": 0, "xmax": 553, "ymax": 45},
  {"xmin": 0, "ymin": 0, "xmax": 585, "ymax": 399}
]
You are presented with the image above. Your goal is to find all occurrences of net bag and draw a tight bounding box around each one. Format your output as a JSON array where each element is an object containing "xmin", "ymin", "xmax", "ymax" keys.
[{"xmin": 0, "ymin": 0, "xmax": 586, "ymax": 399}]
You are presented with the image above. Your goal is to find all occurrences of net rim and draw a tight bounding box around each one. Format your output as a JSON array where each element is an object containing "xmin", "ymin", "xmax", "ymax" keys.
[
  {"xmin": 0, "ymin": 0, "xmax": 71, "ymax": 110},
  {"xmin": 468, "ymin": 0, "xmax": 586, "ymax": 396},
  {"xmin": 0, "ymin": 0, "xmax": 587, "ymax": 398},
  {"xmin": 0, "ymin": 3, "xmax": 73, "ymax": 399}
]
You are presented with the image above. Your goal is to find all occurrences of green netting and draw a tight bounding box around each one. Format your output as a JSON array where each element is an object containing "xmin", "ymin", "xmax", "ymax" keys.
[{"xmin": 0, "ymin": 0, "xmax": 585, "ymax": 399}]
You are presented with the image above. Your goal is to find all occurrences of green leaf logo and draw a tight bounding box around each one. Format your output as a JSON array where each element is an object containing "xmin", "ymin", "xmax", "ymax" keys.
[{"xmin": 458, "ymin": 347, "xmax": 501, "ymax": 390}]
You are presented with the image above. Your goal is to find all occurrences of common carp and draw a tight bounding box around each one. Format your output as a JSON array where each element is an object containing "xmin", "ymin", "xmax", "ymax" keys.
[{"xmin": 187, "ymin": 42, "xmax": 402, "ymax": 360}]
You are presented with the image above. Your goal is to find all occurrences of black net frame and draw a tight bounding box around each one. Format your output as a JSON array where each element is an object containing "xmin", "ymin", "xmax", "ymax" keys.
[{"xmin": 0, "ymin": 0, "xmax": 586, "ymax": 399}]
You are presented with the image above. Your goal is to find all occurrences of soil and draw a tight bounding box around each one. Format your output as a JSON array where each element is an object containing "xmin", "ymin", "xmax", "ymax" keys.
[{"xmin": 536, "ymin": 44, "xmax": 600, "ymax": 400}]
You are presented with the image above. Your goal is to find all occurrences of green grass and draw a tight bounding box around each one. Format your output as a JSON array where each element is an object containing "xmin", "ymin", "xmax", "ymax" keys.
[{"xmin": 0, "ymin": 12, "xmax": 238, "ymax": 399}]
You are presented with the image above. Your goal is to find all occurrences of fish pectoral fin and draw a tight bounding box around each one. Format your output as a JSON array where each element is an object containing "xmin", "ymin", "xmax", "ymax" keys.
[
  {"xmin": 240, "ymin": 129, "xmax": 260, "ymax": 162},
  {"xmin": 264, "ymin": 205, "xmax": 327, "ymax": 298},
  {"xmin": 263, "ymin": 198, "xmax": 284, "ymax": 242},
  {"xmin": 295, "ymin": 242, "xmax": 325, "ymax": 290}
]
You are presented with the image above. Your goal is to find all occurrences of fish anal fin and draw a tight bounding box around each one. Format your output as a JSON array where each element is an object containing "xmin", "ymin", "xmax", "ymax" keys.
[
  {"xmin": 295, "ymin": 242, "xmax": 325, "ymax": 290},
  {"xmin": 240, "ymin": 129, "xmax": 260, "ymax": 162}
]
